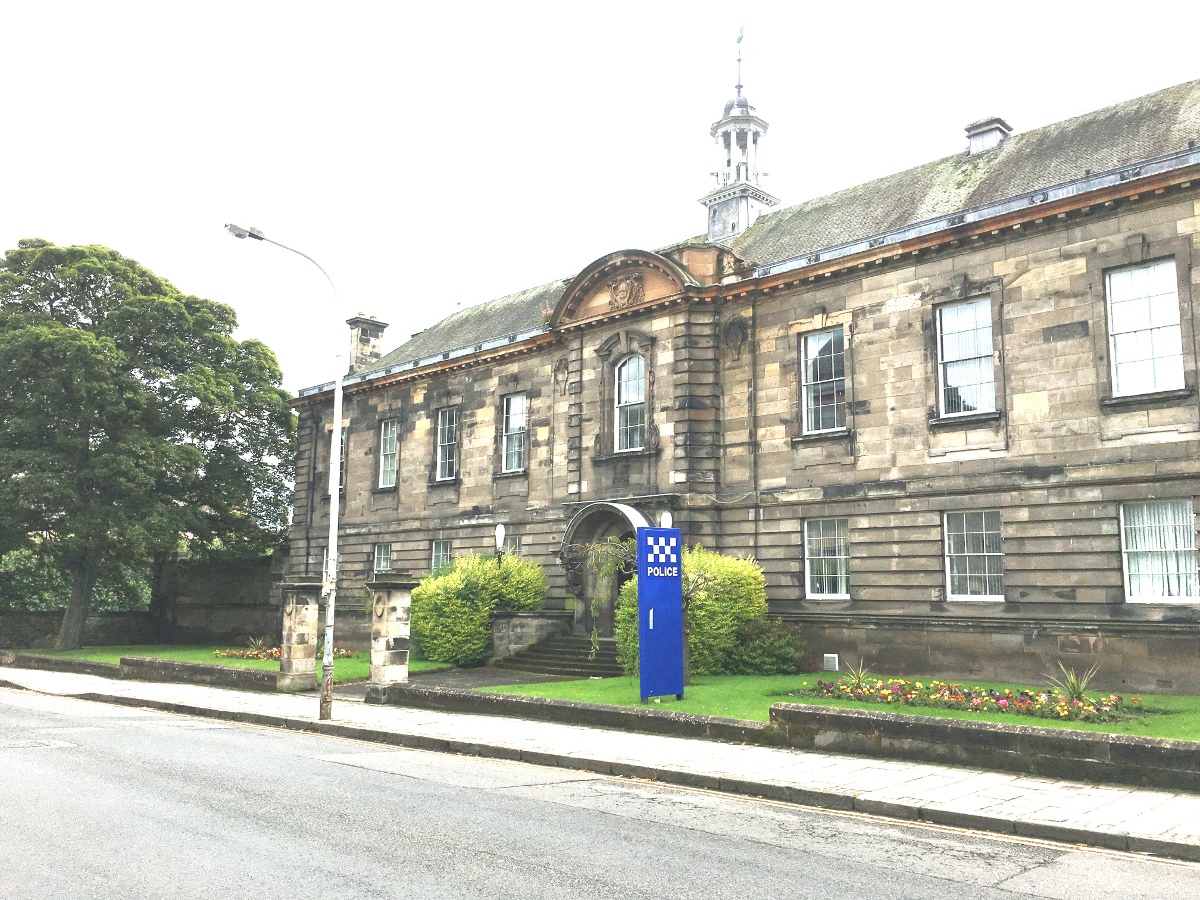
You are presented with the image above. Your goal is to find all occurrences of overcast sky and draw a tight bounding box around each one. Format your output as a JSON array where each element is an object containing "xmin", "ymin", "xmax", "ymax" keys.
[{"xmin": 3, "ymin": 1, "xmax": 1197, "ymax": 392}]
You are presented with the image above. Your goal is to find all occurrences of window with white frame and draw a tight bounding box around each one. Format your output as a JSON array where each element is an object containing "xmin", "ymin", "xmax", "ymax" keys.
[
  {"xmin": 944, "ymin": 511, "xmax": 1004, "ymax": 600},
  {"xmin": 804, "ymin": 518, "xmax": 850, "ymax": 598},
  {"xmin": 503, "ymin": 535, "xmax": 523, "ymax": 556},
  {"xmin": 802, "ymin": 328, "xmax": 846, "ymax": 433},
  {"xmin": 436, "ymin": 408, "xmax": 457, "ymax": 481},
  {"xmin": 615, "ymin": 355, "xmax": 646, "ymax": 451},
  {"xmin": 379, "ymin": 419, "xmax": 398, "ymax": 488},
  {"xmin": 1107, "ymin": 260, "xmax": 1184, "ymax": 397},
  {"xmin": 338, "ymin": 426, "xmax": 348, "ymax": 491},
  {"xmin": 1121, "ymin": 500, "xmax": 1198, "ymax": 602},
  {"xmin": 502, "ymin": 393, "xmax": 527, "ymax": 472},
  {"xmin": 937, "ymin": 297, "xmax": 995, "ymax": 416},
  {"xmin": 374, "ymin": 543, "xmax": 392, "ymax": 572},
  {"xmin": 431, "ymin": 540, "xmax": 453, "ymax": 570}
]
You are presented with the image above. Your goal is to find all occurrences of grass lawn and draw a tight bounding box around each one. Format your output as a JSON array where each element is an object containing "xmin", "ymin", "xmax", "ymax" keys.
[
  {"xmin": 486, "ymin": 671, "xmax": 1200, "ymax": 742},
  {"xmin": 26, "ymin": 645, "xmax": 452, "ymax": 684}
]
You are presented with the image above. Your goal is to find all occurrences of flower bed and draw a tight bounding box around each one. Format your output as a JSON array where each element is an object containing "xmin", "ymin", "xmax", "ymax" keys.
[
  {"xmin": 212, "ymin": 647, "xmax": 364, "ymax": 661},
  {"xmin": 792, "ymin": 678, "xmax": 1145, "ymax": 724}
]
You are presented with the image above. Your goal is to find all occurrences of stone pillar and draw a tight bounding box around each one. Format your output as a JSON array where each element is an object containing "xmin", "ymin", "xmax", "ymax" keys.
[
  {"xmin": 363, "ymin": 573, "xmax": 418, "ymax": 703},
  {"xmin": 278, "ymin": 578, "xmax": 321, "ymax": 692}
]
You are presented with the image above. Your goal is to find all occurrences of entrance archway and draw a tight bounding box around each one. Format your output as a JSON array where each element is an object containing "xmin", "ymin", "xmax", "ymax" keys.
[{"xmin": 560, "ymin": 502, "xmax": 651, "ymax": 637}]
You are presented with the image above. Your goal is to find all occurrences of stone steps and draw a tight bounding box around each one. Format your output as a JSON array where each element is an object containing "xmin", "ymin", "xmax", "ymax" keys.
[{"xmin": 492, "ymin": 634, "xmax": 624, "ymax": 679}]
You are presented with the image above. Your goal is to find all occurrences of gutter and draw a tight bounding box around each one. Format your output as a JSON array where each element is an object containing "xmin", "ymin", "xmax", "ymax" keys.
[
  {"xmin": 294, "ymin": 144, "xmax": 1200, "ymax": 401},
  {"xmin": 755, "ymin": 144, "xmax": 1200, "ymax": 279}
]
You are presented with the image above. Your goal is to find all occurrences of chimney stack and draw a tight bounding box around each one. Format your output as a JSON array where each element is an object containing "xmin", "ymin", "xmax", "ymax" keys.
[
  {"xmin": 965, "ymin": 116, "xmax": 1012, "ymax": 156},
  {"xmin": 346, "ymin": 314, "xmax": 388, "ymax": 374}
]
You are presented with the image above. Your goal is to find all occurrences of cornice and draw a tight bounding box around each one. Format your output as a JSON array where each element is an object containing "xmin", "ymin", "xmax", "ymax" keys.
[{"xmin": 292, "ymin": 153, "xmax": 1200, "ymax": 408}]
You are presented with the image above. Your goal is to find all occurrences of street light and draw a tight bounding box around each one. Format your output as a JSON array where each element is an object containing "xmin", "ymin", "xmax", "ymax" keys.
[
  {"xmin": 225, "ymin": 222, "xmax": 343, "ymax": 721},
  {"xmin": 495, "ymin": 523, "xmax": 506, "ymax": 561}
]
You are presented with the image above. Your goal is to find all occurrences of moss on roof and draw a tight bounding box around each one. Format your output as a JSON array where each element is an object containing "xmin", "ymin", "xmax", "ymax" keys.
[
  {"xmin": 732, "ymin": 78, "xmax": 1200, "ymax": 265},
  {"xmin": 373, "ymin": 279, "xmax": 566, "ymax": 372},
  {"xmin": 368, "ymin": 78, "xmax": 1200, "ymax": 373}
]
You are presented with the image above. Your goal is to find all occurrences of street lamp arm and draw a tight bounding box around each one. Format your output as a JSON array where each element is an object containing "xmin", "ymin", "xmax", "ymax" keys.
[
  {"xmin": 224, "ymin": 223, "xmax": 339, "ymax": 303},
  {"xmin": 256, "ymin": 235, "xmax": 340, "ymax": 304}
]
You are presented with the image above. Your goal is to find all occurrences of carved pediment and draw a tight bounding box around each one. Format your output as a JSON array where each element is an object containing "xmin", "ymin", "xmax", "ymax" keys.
[
  {"xmin": 661, "ymin": 242, "xmax": 748, "ymax": 285},
  {"xmin": 549, "ymin": 249, "xmax": 698, "ymax": 329}
]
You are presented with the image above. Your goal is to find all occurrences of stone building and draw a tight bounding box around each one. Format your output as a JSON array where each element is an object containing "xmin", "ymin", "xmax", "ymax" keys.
[{"xmin": 288, "ymin": 75, "xmax": 1200, "ymax": 692}]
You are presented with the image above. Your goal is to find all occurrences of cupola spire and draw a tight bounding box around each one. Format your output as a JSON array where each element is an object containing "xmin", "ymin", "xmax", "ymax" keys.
[{"xmin": 699, "ymin": 29, "xmax": 779, "ymax": 241}]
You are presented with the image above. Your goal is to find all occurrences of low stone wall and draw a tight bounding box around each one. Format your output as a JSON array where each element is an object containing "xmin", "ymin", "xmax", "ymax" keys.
[
  {"xmin": 490, "ymin": 611, "xmax": 574, "ymax": 660},
  {"xmin": 364, "ymin": 682, "xmax": 769, "ymax": 743},
  {"xmin": 770, "ymin": 702, "xmax": 1200, "ymax": 792},
  {"xmin": 119, "ymin": 656, "xmax": 279, "ymax": 692},
  {"xmin": 365, "ymin": 682, "xmax": 1200, "ymax": 792},
  {"xmin": 0, "ymin": 612, "xmax": 156, "ymax": 651},
  {"xmin": 0, "ymin": 652, "xmax": 280, "ymax": 693},
  {"xmin": 1, "ymin": 651, "xmax": 122, "ymax": 678}
]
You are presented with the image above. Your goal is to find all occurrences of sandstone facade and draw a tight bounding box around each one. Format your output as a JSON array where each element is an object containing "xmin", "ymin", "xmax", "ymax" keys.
[{"xmin": 287, "ymin": 79, "xmax": 1200, "ymax": 691}]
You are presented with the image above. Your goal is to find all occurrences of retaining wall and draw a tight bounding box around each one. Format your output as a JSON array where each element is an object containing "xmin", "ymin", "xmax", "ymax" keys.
[{"xmin": 770, "ymin": 702, "xmax": 1200, "ymax": 792}]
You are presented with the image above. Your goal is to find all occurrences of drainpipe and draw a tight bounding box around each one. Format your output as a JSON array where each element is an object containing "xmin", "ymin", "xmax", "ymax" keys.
[{"xmin": 750, "ymin": 302, "xmax": 760, "ymax": 561}]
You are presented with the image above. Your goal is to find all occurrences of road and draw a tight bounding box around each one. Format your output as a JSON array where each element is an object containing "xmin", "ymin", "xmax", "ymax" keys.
[{"xmin": 2, "ymin": 688, "xmax": 1199, "ymax": 900}]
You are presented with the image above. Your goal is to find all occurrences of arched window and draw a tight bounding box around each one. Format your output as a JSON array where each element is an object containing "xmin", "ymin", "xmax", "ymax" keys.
[{"xmin": 615, "ymin": 355, "xmax": 645, "ymax": 451}]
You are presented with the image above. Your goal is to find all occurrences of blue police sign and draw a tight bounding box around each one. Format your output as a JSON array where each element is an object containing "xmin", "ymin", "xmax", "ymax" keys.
[{"xmin": 637, "ymin": 526, "xmax": 684, "ymax": 702}]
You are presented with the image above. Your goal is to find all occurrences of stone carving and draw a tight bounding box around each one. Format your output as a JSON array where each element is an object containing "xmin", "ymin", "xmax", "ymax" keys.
[
  {"xmin": 553, "ymin": 356, "xmax": 569, "ymax": 395},
  {"xmin": 647, "ymin": 423, "xmax": 660, "ymax": 450},
  {"xmin": 559, "ymin": 544, "xmax": 586, "ymax": 594},
  {"xmin": 607, "ymin": 273, "xmax": 645, "ymax": 310},
  {"xmin": 723, "ymin": 314, "xmax": 748, "ymax": 362}
]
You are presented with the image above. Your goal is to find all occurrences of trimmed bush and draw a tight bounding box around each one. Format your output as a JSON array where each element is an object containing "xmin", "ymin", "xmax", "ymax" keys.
[
  {"xmin": 724, "ymin": 619, "xmax": 807, "ymax": 675},
  {"xmin": 614, "ymin": 545, "xmax": 768, "ymax": 676},
  {"xmin": 410, "ymin": 553, "xmax": 545, "ymax": 666}
]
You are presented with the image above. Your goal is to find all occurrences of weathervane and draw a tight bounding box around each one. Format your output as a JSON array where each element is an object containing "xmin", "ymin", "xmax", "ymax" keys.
[{"xmin": 736, "ymin": 26, "xmax": 744, "ymax": 96}]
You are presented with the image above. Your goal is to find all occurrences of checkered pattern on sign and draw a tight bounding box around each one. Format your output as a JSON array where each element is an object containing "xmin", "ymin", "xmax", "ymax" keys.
[{"xmin": 645, "ymin": 535, "xmax": 678, "ymax": 564}]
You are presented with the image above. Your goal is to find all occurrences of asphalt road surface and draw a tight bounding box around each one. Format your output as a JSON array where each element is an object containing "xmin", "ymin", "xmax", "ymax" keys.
[{"xmin": 3, "ymin": 689, "xmax": 1200, "ymax": 900}]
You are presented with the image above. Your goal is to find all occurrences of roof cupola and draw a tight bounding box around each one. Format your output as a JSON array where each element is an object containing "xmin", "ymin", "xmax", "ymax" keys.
[{"xmin": 699, "ymin": 35, "xmax": 779, "ymax": 242}]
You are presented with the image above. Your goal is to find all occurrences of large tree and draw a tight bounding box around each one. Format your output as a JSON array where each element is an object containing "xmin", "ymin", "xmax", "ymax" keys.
[{"xmin": 0, "ymin": 239, "xmax": 295, "ymax": 649}]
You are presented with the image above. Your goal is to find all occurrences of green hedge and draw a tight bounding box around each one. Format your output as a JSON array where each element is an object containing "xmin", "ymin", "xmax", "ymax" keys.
[
  {"xmin": 724, "ymin": 619, "xmax": 807, "ymax": 675},
  {"xmin": 615, "ymin": 545, "xmax": 769, "ymax": 676},
  {"xmin": 410, "ymin": 553, "xmax": 546, "ymax": 666}
]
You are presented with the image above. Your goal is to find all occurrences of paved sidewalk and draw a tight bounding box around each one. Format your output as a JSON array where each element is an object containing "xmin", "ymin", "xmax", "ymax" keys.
[{"xmin": 4, "ymin": 665, "xmax": 1200, "ymax": 861}]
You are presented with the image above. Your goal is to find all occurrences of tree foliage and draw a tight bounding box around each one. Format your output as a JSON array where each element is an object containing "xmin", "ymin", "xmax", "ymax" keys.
[{"xmin": 0, "ymin": 239, "xmax": 296, "ymax": 647}]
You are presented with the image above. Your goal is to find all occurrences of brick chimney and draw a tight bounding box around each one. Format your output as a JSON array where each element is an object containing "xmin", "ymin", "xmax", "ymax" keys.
[
  {"xmin": 965, "ymin": 116, "xmax": 1012, "ymax": 156},
  {"xmin": 346, "ymin": 314, "xmax": 388, "ymax": 374}
]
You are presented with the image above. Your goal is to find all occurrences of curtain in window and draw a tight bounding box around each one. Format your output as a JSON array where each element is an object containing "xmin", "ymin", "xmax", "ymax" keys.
[
  {"xmin": 1123, "ymin": 501, "xmax": 1198, "ymax": 599},
  {"xmin": 805, "ymin": 518, "xmax": 849, "ymax": 596},
  {"xmin": 939, "ymin": 298, "xmax": 995, "ymax": 415}
]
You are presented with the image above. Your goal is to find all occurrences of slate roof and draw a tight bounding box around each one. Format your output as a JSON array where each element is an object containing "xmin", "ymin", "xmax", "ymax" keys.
[
  {"xmin": 367, "ymin": 78, "xmax": 1200, "ymax": 375},
  {"xmin": 374, "ymin": 279, "xmax": 566, "ymax": 372},
  {"xmin": 731, "ymin": 78, "xmax": 1200, "ymax": 266}
]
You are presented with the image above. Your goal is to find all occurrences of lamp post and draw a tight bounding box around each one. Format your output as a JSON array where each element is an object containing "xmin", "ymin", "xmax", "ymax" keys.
[
  {"xmin": 225, "ymin": 222, "xmax": 342, "ymax": 721},
  {"xmin": 495, "ymin": 523, "xmax": 506, "ymax": 562}
]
